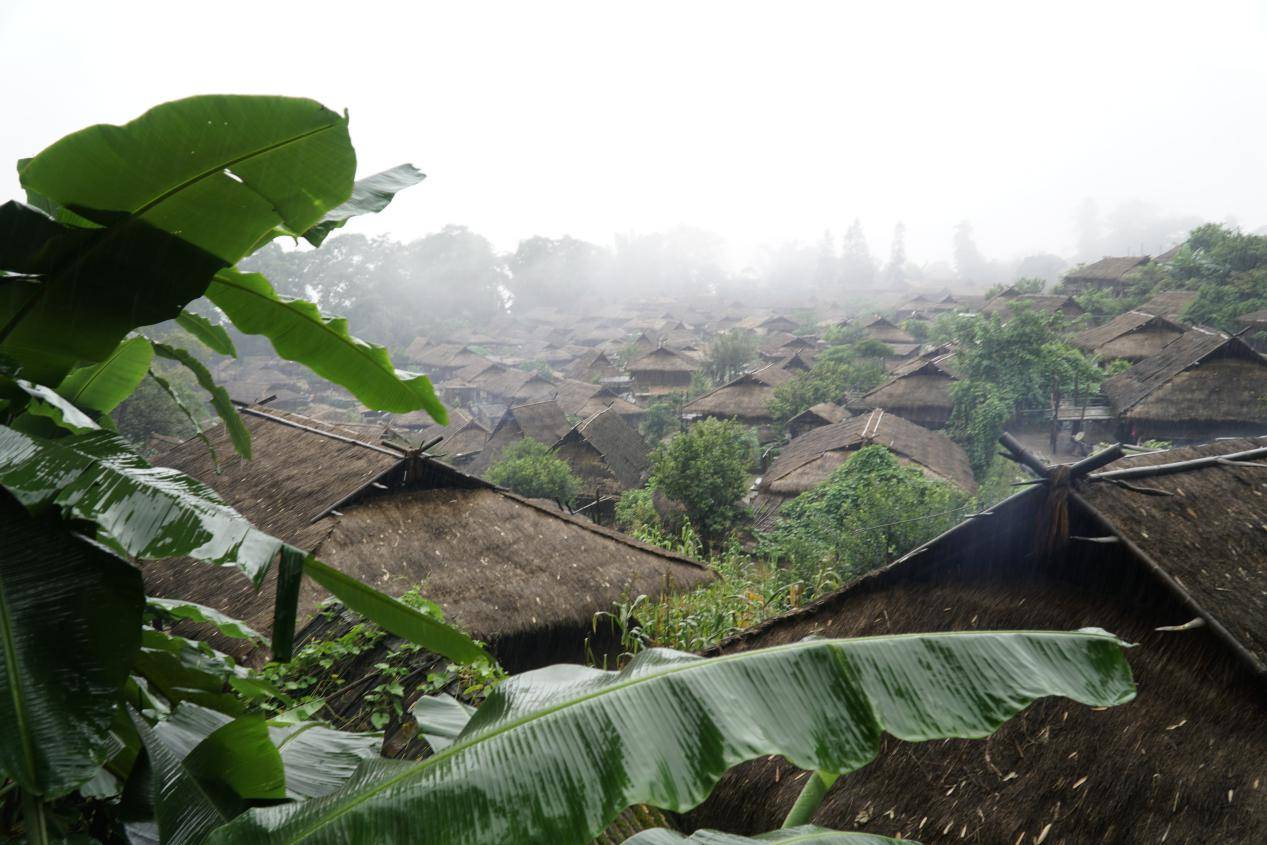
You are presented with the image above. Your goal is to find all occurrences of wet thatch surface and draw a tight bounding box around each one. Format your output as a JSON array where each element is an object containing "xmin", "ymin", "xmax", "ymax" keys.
[
  {"xmin": 858, "ymin": 352, "xmax": 957, "ymax": 429},
  {"xmin": 1102, "ymin": 330, "xmax": 1267, "ymax": 429},
  {"xmin": 554, "ymin": 407, "xmax": 649, "ymax": 493},
  {"xmin": 684, "ymin": 364, "xmax": 794, "ymax": 423},
  {"xmin": 862, "ymin": 316, "xmax": 916, "ymax": 344},
  {"xmin": 981, "ymin": 293, "xmax": 1084, "ymax": 319},
  {"xmin": 1139, "ymin": 289, "xmax": 1198, "ymax": 322},
  {"xmin": 469, "ymin": 400, "xmax": 573, "ymax": 474},
  {"xmin": 1072, "ymin": 310, "xmax": 1186, "ymax": 361},
  {"xmin": 687, "ymin": 443, "xmax": 1267, "ymax": 842},
  {"xmin": 1065, "ymin": 255, "xmax": 1150, "ymax": 285}
]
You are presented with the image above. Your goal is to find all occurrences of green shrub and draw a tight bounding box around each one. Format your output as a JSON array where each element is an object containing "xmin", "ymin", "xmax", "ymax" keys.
[{"xmin": 487, "ymin": 438, "xmax": 581, "ymax": 504}]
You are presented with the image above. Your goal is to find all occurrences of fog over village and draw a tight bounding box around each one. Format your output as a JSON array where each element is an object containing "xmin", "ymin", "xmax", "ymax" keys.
[{"xmin": 2, "ymin": 2, "xmax": 1267, "ymax": 844}]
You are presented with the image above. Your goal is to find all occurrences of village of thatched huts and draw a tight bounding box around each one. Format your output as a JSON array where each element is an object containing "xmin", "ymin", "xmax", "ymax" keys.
[
  {"xmin": 553, "ymin": 407, "xmax": 649, "ymax": 512},
  {"xmin": 683, "ymin": 363, "xmax": 794, "ymax": 437},
  {"xmin": 688, "ymin": 438, "xmax": 1267, "ymax": 843},
  {"xmin": 468, "ymin": 399, "xmax": 573, "ymax": 474},
  {"xmin": 1062, "ymin": 255, "xmax": 1151, "ymax": 294},
  {"xmin": 144, "ymin": 405, "xmax": 712, "ymax": 672},
  {"xmin": 1072, "ymin": 310, "xmax": 1187, "ymax": 362},
  {"xmin": 785, "ymin": 402, "xmax": 850, "ymax": 439},
  {"xmin": 754, "ymin": 409, "xmax": 976, "ymax": 525},
  {"xmin": 1102, "ymin": 329, "xmax": 1267, "ymax": 442},
  {"xmin": 626, "ymin": 345, "xmax": 700, "ymax": 398},
  {"xmin": 855, "ymin": 348, "xmax": 958, "ymax": 429},
  {"xmin": 565, "ymin": 348, "xmax": 622, "ymax": 382}
]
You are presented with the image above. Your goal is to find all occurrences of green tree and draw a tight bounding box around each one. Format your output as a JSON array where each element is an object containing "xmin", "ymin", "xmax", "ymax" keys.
[
  {"xmin": 640, "ymin": 398, "xmax": 684, "ymax": 445},
  {"xmin": 487, "ymin": 438, "xmax": 581, "ymax": 504},
  {"xmin": 1169, "ymin": 223, "xmax": 1267, "ymax": 331},
  {"xmin": 946, "ymin": 379, "xmax": 1012, "ymax": 477},
  {"xmin": 768, "ymin": 344, "xmax": 886, "ymax": 422},
  {"xmin": 650, "ymin": 418, "xmax": 754, "ymax": 550},
  {"xmin": 703, "ymin": 330, "xmax": 758, "ymax": 384}
]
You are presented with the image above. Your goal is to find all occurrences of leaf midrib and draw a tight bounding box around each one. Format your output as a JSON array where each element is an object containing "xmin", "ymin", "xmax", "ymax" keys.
[
  {"xmin": 275, "ymin": 630, "xmax": 1115, "ymax": 843},
  {"xmin": 60, "ymin": 336, "xmax": 147, "ymax": 408}
]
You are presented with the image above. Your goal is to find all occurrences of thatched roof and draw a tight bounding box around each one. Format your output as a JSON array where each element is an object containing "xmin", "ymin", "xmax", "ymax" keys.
[
  {"xmin": 554, "ymin": 407, "xmax": 649, "ymax": 491},
  {"xmin": 1139, "ymin": 289, "xmax": 1198, "ymax": 321},
  {"xmin": 981, "ymin": 293, "xmax": 1084, "ymax": 319},
  {"xmin": 564, "ymin": 349, "xmax": 619, "ymax": 381},
  {"xmin": 1102, "ymin": 329, "xmax": 1267, "ymax": 422},
  {"xmin": 627, "ymin": 346, "xmax": 700, "ymax": 374},
  {"xmin": 1237, "ymin": 308, "xmax": 1267, "ymax": 327},
  {"xmin": 1065, "ymin": 255, "xmax": 1149, "ymax": 283},
  {"xmin": 761, "ymin": 409, "xmax": 977, "ymax": 499},
  {"xmin": 787, "ymin": 402, "xmax": 849, "ymax": 428},
  {"xmin": 145, "ymin": 406, "xmax": 710, "ymax": 669},
  {"xmin": 408, "ymin": 343, "xmax": 490, "ymax": 372},
  {"xmin": 857, "ymin": 352, "xmax": 957, "ymax": 428},
  {"xmin": 690, "ymin": 439, "xmax": 1267, "ymax": 842},
  {"xmin": 862, "ymin": 316, "xmax": 916, "ymax": 344},
  {"xmin": 683, "ymin": 364, "xmax": 793, "ymax": 422},
  {"xmin": 1071, "ymin": 310, "xmax": 1187, "ymax": 361}
]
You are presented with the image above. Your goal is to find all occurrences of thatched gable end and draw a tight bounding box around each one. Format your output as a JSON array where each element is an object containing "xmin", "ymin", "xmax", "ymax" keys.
[
  {"xmin": 1072, "ymin": 310, "xmax": 1186, "ymax": 362},
  {"xmin": 553, "ymin": 407, "xmax": 649, "ymax": 493},
  {"xmin": 683, "ymin": 364, "xmax": 793, "ymax": 424}
]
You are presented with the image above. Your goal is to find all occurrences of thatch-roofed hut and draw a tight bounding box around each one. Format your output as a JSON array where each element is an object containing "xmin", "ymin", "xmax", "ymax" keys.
[
  {"xmin": 553, "ymin": 407, "xmax": 649, "ymax": 504},
  {"xmin": 406, "ymin": 343, "xmax": 491, "ymax": 381},
  {"xmin": 552, "ymin": 379, "xmax": 644, "ymax": 425},
  {"xmin": 1139, "ymin": 289, "xmax": 1198, "ymax": 322},
  {"xmin": 146, "ymin": 406, "xmax": 711, "ymax": 671},
  {"xmin": 1062, "ymin": 255, "xmax": 1150, "ymax": 294},
  {"xmin": 454, "ymin": 360, "xmax": 557, "ymax": 405},
  {"xmin": 683, "ymin": 364, "xmax": 794, "ymax": 434},
  {"xmin": 861, "ymin": 316, "xmax": 916, "ymax": 345},
  {"xmin": 627, "ymin": 346, "xmax": 699, "ymax": 398},
  {"xmin": 981, "ymin": 293, "xmax": 1085, "ymax": 320},
  {"xmin": 468, "ymin": 400, "xmax": 573, "ymax": 475},
  {"xmin": 756, "ymin": 315, "xmax": 800, "ymax": 334},
  {"xmin": 1102, "ymin": 329, "xmax": 1267, "ymax": 442},
  {"xmin": 856, "ymin": 349, "xmax": 957, "ymax": 429},
  {"xmin": 565, "ymin": 349, "xmax": 621, "ymax": 383},
  {"xmin": 755, "ymin": 409, "xmax": 976, "ymax": 526},
  {"xmin": 785, "ymin": 402, "xmax": 850, "ymax": 439},
  {"xmin": 1072, "ymin": 310, "xmax": 1186, "ymax": 362},
  {"xmin": 689, "ymin": 438, "xmax": 1267, "ymax": 843}
]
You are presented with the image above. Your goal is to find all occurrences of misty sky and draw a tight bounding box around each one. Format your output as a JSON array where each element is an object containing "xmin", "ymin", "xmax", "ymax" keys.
[{"xmin": 3, "ymin": 0, "xmax": 1266, "ymax": 268}]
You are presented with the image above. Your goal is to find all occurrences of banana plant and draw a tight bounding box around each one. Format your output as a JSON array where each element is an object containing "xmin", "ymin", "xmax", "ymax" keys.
[{"xmin": 210, "ymin": 629, "xmax": 1134, "ymax": 845}]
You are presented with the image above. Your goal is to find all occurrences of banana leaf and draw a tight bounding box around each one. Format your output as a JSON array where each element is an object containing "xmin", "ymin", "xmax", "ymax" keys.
[
  {"xmin": 206, "ymin": 269, "xmax": 445, "ymax": 420},
  {"xmin": 175, "ymin": 311, "xmax": 236, "ymax": 358},
  {"xmin": 152, "ymin": 342, "xmax": 251, "ymax": 460},
  {"xmin": 210, "ymin": 630, "xmax": 1134, "ymax": 845},
  {"xmin": 146, "ymin": 599, "xmax": 263, "ymax": 644},
  {"xmin": 0, "ymin": 497, "xmax": 143, "ymax": 797},
  {"xmin": 410, "ymin": 693, "xmax": 475, "ymax": 752},
  {"xmin": 0, "ymin": 425, "xmax": 281, "ymax": 581},
  {"xmin": 18, "ymin": 95, "xmax": 354, "ymax": 266},
  {"xmin": 57, "ymin": 336, "xmax": 154, "ymax": 413},
  {"xmin": 624, "ymin": 829, "xmax": 909, "ymax": 845},
  {"xmin": 301, "ymin": 164, "xmax": 426, "ymax": 247},
  {"xmin": 11, "ymin": 378, "xmax": 100, "ymax": 434}
]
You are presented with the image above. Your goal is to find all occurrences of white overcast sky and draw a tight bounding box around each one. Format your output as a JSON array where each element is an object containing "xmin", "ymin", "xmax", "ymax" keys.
[{"xmin": 3, "ymin": 0, "xmax": 1266, "ymax": 266}]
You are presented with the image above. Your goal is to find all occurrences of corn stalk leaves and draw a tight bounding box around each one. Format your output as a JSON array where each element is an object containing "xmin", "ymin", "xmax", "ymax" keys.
[
  {"xmin": 206, "ymin": 269, "xmax": 444, "ymax": 420},
  {"xmin": 151, "ymin": 341, "xmax": 251, "ymax": 460},
  {"xmin": 210, "ymin": 630, "xmax": 1134, "ymax": 845},
  {"xmin": 301, "ymin": 556, "xmax": 487, "ymax": 664},
  {"xmin": 624, "ymin": 828, "xmax": 911, "ymax": 845},
  {"xmin": 301, "ymin": 164, "xmax": 426, "ymax": 247},
  {"xmin": 0, "ymin": 498, "xmax": 143, "ymax": 797},
  {"xmin": 18, "ymin": 95, "xmax": 355, "ymax": 266},
  {"xmin": 0, "ymin": 426, "xmax": 281, "ymax": 581},
  {"xmin": 175, "ymin": 311, "xmax": 237, "ymax": 358},
  {"xmin": 57, "ymin": 336, "xmax": 155, "ymax": 414}
]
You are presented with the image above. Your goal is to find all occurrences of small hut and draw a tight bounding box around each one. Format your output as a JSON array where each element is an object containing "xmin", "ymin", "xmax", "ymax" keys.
[
  {"xmin": 785, "ymin": 402, "xmax": 850, "ymax": 439},
  {"xmin": 754, "ymin": 409, "xmax": 976, "ymax": 525},
  {"xmin": 565, "ymin": 349, "xmax": 621, "ymax": 383},
  {"xmin": 552, "ymin": 379, "xmax": 644, "ymax": 427},
  {"xmin": 553, "ymin": 408, "xmax": 650, "ymax": 516},
  {"xmin": 981, "ymin": 293, "xmax": 1085, "ymax": 320},
  {"xmin": 145, "ymin": 405, "xmax": 711, "ymax": 672},
  {"xmin": 1062, "ymin": 255, "xmax": 1150, "ymax": 294},
  {"xmin": 1102, "ymin": 329, "xmax": 1267, "ymax": 442},
  {"xmin": 1072, "ymin": 310, "xmax": 1186, "ymax": 362},
  {"xmin": 759, "ymin": 333, "xmax": 818, "ymax": 362},
  {"xmin": 856, "ymin": 348, "xmax": 957, "ymax": 429},
  {"xmin": 683, "ymin": 364, "xmax": 794, "ymax": 437},
  {"xmin": 1138, "ymin": 289, "xmax": 1198, "ymax": 322},
  {"xmin": 861, "ymin": 316, "xmax": 916, "ymax": 346},
  {"xmin": 626, "ymin": 346, "xmax": 700, "ymax": 398},
  {"xmin": 756, "ymin": 314, "xmax": 801, "ymax": 334},
  {"xmin": 454, "ymin": 360, "xmax": 557, "ymax": 406},
  {"xmin": 468, "ymin": 400, "xmax": 573, "ymax": 475},
  {"xmin": 689, "ymin": 438, "xmax": 1267, "ymax": 843},
  {"xmin": 406, "ymin": 343, "xmax": 491, "ymax": 381}
]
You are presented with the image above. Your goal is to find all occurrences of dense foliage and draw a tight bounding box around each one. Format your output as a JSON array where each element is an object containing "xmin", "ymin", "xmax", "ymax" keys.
[
  {"xmin": 702, "ymin": 330, "xmax": 759, "ymax": 384},
  {"xmin": 649, "ymin": 418, "xmax": 756, "ymax": 550},
  {"xmin": 1169, "ymin": 223, "xmax": 1267, "ymax": 331},
  {"xmin": 487, "ymin": 438, "xmax": 581, "ymax": 504},
  {"xmin": 767, "ymin": 343, "xmax": 886, "ymax": 421}
]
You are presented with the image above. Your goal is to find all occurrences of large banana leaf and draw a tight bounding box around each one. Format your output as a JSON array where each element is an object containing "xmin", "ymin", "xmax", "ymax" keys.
[
  {"xmin": 210, "ymin": 630, "xmax": 1134, "ymax": 845},
  {"xmin": 301, "ymin": 164, "xmax": 426, "ymax": 247},
  {"xmin": 625, "ymin": 829, "xmax": 909, "ymax": 845},
  {"xmin": 152, "ymin": 342, "xmax": 251, "ymax": 460},
  {"xmin": 18, "ymin": 95, "xmax": 354, "ymax": 265},
  {"xmin": 268, "ymin": 722, "xmax": 381, "ymax": 799},
  {"xmin": 206, "ymin": 269, "xmax": 445, "ymax": 420},
  {"xmin": 0, "ymin": 201, "xmax": 225, "ymax": 384},
  {"xmin": 146, "ymin": 598, "xmax": 263, "ymax": 644},
  {"xmin": 57, "ymin": 336, "xmax": 154, "ymax": 413},
  {"xmin": 0, "ymin": 425, "xmax": 280, "ymax": 580},
  {"xmin": 0, "ymin": 497, "xmax": 143, "ymax": 797}
]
